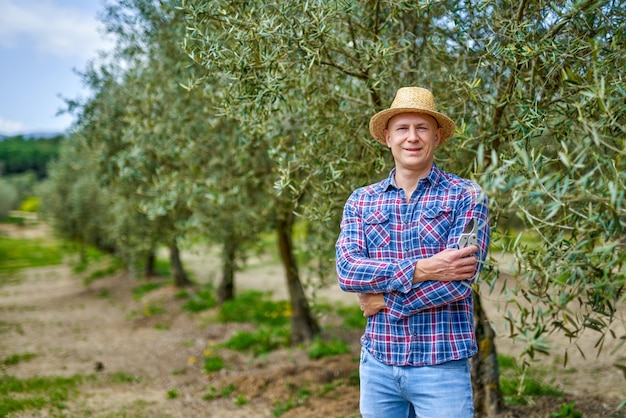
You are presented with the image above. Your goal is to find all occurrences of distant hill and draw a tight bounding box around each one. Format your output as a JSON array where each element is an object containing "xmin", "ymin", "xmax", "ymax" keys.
[
  {"xmin": 0, "ymin": 134, "xmax": 63, "ymax": 179},
  {"xmin": 0, "ymin": 132, "xmax": 66, "ymax": 140}
]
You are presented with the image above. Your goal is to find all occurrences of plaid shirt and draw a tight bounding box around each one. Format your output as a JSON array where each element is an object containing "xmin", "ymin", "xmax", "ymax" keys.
[{"xmin": 336, "ymin": 164, "xmax": 490, "ymax": 366}]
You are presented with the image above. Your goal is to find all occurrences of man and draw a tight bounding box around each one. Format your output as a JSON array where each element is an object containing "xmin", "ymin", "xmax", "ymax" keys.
[{"xmin": 336, "ymin": 87, "xmax": 489, "ymax": 417}]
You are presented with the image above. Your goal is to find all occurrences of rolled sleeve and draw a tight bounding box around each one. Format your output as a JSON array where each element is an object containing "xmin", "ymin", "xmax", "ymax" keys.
[{"xmin": 336, "ymin": 198, "xmax": 415, "ymax": 294}]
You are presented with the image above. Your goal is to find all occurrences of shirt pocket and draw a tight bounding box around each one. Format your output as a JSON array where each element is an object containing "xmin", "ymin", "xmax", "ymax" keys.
[
  {"xmin": 419, "ymin": 206, "xmax": 452, "ymax": 246},
  {"xmin": 363, "ymin": 210, "xmax": 390, "ymax": 249}
]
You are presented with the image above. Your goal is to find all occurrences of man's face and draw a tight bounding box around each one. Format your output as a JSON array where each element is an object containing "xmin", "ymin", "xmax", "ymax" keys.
[{"xmin": 384, "ymin": 112, "xmax": 442, "ymax": 177}]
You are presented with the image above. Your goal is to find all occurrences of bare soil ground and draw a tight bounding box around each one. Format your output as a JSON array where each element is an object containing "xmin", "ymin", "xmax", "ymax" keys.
[{"xmin": 1, "ymin": 223, "xmax": 625, "ymax": 417}]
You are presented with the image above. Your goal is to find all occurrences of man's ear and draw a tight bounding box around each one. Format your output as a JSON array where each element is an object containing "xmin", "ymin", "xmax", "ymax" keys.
[
  {"xmin": 434, "ymin": 127, "xmax": 442, "ymax": 147},
  {"xmin": 384, "ymin": 129, "xmax": 391, "ymax": 147}
]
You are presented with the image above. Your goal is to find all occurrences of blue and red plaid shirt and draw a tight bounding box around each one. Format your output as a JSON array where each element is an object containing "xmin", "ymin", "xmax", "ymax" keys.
[{"xmin": 336, "ymin": 164, "xmax": 490, "ymax": 366}]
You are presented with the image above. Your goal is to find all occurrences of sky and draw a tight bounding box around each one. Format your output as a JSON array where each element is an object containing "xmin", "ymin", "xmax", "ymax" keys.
[{"xmin": 0, "ymin": 0, "xmax": 114, "ymax": 136}]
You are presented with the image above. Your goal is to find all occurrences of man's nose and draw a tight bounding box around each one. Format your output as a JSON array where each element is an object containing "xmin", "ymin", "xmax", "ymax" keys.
[{"xmin": 407, "ymin": 126, "xmax": 419, "ymax": 140}]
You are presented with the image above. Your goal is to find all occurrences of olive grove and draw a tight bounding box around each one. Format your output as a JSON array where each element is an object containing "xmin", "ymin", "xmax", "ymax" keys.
[{"xmin": 40, "ymin": 0, "xmax": 625, "ymax": 415}]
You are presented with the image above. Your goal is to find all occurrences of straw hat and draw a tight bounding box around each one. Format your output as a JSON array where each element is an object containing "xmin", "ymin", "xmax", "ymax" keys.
[{"xmin": 369, "ymin": 87, "xmax": 456, "ymax": 146}]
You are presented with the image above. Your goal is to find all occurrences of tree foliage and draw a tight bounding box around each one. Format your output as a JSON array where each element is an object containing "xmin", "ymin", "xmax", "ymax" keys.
[
  {"xmin": 38, "ymin": 138, "xmax": 115, "ymax": 258},
  {"xmin": 0, "ymin": 177, "xmax": 18, "ymax": 219},
  {"xmin": 455, "ymin": 0, "xmax": 626, "ymax": 359},
  {"xmin": 183, "ymin": 0, "xmax": 625, "ymax": 352},
  {"xmin": 39, "ymin": 0, "xmax": 625, "ymax": 413}
]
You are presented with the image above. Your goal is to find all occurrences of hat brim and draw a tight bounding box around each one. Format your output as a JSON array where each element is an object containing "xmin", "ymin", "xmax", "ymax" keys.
[{"xmin": 369, "ymin": 108, "xmax": 456, "ymax": 146}]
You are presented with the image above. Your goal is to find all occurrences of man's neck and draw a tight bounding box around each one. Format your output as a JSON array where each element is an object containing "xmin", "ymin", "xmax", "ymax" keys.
[{"xmin": 394, "ymin": 164, "xmax": 432, "ymax": 200}]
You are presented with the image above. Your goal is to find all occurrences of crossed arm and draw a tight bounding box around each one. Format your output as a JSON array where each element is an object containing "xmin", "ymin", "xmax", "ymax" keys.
[
  {"xmin": 357, "ymin": 245, "xmax": 478, "ymax": 316},
  {"xmin": 337, "ymin": 185, "xmax": 489, "ymax": 318}
]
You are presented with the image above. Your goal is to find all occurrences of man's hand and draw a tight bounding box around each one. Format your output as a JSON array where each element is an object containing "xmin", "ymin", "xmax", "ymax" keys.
[
  {"xmin": 413, "ymin": 245, "xmax": 478, "ymax": 283},
  {"xmin": 358, "ymin": 293, "xmax": 387, "ymax": 317}
]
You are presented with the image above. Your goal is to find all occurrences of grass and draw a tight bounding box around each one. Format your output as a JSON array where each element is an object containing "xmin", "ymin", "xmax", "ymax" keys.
[
  {"xmin": 550, "ymin": 401, "xmax": 583, "ymax": 418},
  {"xmin": 83, "ymin": 257, "xmax": 124, "ymax": 286},
  {"xmin": 219, "ymin": 290, "xmax": 291, "ymax": 326},
  {"xmin": 203, "ymin": 352, "xmax": 226, "ymax": 373},
  {"xmin": 71, "ymin": 246, "xmax": 106, "ymax": 274},
  {"xmin": 202, "ymin": 384, "xmax": 236, "ymax": 400},
  {"xmin": 132, "ymin": 281, "xmax": 164, "ymax": 300},
  {"xmin": 0, "ymin": 223, "xmax": 610, "ymax": 416},
  {"xmin": 307, "ymin": 336, "xmax": 351, "ymax": 359},
  {"xmin": 182, "ymin": 286, "xmax": 217, "ymax": 312},
  {"xmin": 336, "ymin": 305, "xmax": 367, "ymax": 330},
  {"xmin": 1, "ymin": 352, "xmax": 36, "ymax": 367},
  {"xmin": 224, "ymin": 326, "xmax": 291, "ymax": 356},
  {"xmin": 0, "ymin": 236, "xmax": 64, "ymax": 274},
  {"xmin": 272, "ymin": 385, "xmax": 312, "ymax": 417},
  {"xmin": 0, "ymin": 374, "xmax": 83, "ymax": 416},
  {"xmin": 108, "ymin": 372, "xmax": 142, "ymax": 384},
  {"xmin": 498, "ymin": 354, "xmax": 565, "ymax": 405},
  {"xmin": 154, "ymin": 258, "xmax": 173, "ymax": 278},
  {"xmin": 216, "ymin": 291, "xmax": 294, "ymax": 356}
]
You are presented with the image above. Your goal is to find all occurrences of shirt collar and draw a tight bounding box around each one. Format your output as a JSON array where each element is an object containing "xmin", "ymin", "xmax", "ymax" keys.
[{"xmin": 382, "ymin": 163, "xmax": 442, "ymax": 192}]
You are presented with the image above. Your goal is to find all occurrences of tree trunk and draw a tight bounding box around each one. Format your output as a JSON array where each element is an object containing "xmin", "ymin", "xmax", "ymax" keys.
[
  {"xmin": 276, "ymin": 216, "xmax": 320, "ymax": 344},
  {"xmin": 217, "ymin": 238, "xmax": 237, "ymax": 305},
  {"xmin": 169, "ymin": 242, "xmax": 191, "ymax": 287},
  {"xmin": 144, "ymin": 248, "xmax": 156, "ymax": 278},
  {"xmin": 471, "ymin": 289, "xmax": 504, "ymax": 416}
]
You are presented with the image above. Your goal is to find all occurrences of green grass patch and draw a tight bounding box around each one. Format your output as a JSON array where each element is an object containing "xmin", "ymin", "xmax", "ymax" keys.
[
  {"xmin": 307, "ymin": 337, "xmax": 350, "ymax": 360},
  {"xmin": 2, "ymin": 352, "xmax": 36, "ymax": 367},
  {"xmin": 182, "ymin": 287, "xmax": 217, "ymax": 313},
  {"xmin": 71, "ymin": 246, "xmax": 106, "ymax": 274},
  {"xmin": 272, "ymin": 385, "xmax": 312, "ymax": 417},
  {"xmin": 337, "ymin": 305, "xmax": 367, "ymax": 330},
  {"xmin": 0, "ymin": 374, "xmax": 83, "ymax": 416},
  {"xmin": 219, "ymin": 290, "xmax": 291, "ymax": 326},
  {"xmin": 108, "ymin": 372, "xmax": 142, "ymax": 384},
  {"xmin": 497, "ymin": 354, "xmax": 517, "ymax": 370},
  {"xmin": 202, "ymin": 384, "xmax": 236, "ymax": 400},
  {"xmin": 498, "ymin": 354, "xmax": 564, "ymax": 405},
  {"xmin": 0, "ymin": 236, "xmax": 63, "ymax": 273},
  {"xmin": 223, "ymin": 326, "xmax": 291, "ymax": 356},
  {"xmin": 141, "ymin": 301, "xmax": 165, "ymax": 317},
  {"xmin": 550, "ymin": 401, "xmax": 583, "ymax": 418},
  {"xmin": 83, "ymin": 257, "xmax": 124, "ymax": 286},
  {"xmin": 202, "ymin": 345, "xmax": 226, "ymax": 373},
  {"xmin": 2, "ymin": 216, "xmax": 25, "ymax": 225},
  {"xmin": 126, "ymin": 301, "xmax": 166, "ymax": 320},
  {"xmin": 19, "ymin": 197, "xmax": 40, "ymax": 213},
  {"xmin": 154, "ymin": 258, "xmax": 172, "ymax": 278},
  {"xmin": 132, "ymin": 281, "xmax": 164, "ymax": 300}
]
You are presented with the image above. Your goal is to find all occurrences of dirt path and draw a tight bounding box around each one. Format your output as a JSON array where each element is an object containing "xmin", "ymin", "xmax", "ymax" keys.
[{"xmin": 1, "ymin": 224, "xmax": 625, "ymax": 417}]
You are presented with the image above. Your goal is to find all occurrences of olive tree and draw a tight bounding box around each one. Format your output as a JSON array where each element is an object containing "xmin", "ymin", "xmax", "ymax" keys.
[
  {"xmin": 70, "ymin": 0, "xmax": 276, "ymax": 293},
  {"xmin": 38, "ymin": 138, "xmax": 116, "ymax": 260},
  {"xmin": 449, "ymin": 0, "xmax": 626, "ymax": 360},
  {"xmin": 0, "ymin": 177, "xmax": 18, "ymax": 220},
  {"xmin": 183, "ymin": 0, "xmax": 625, "ymax": 413}
]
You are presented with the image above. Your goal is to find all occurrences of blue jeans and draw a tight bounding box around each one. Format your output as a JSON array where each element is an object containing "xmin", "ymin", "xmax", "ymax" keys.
[{"xmin": 359, "ymin": 348, "xmax": 474, "ymax": 418}]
